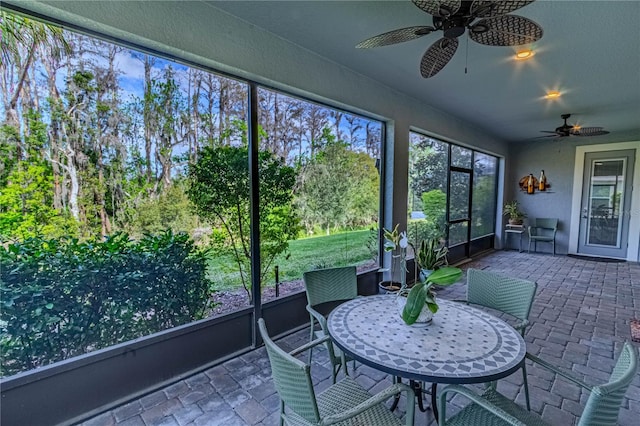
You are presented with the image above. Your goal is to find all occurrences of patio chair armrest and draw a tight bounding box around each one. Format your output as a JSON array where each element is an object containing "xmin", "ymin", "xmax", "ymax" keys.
[
  {"xmin": 307, "ymin": 304, "xmax": 328, "ymax": 331},
  {"xmin": 289, "ymin": 335, "xmax": 332, "ymax": 357},
  {"xmin": 525, "ymin": 352, "xmax": 593, "ymax": 391},
  {"xmin": 438, "ymin": 385, "xmax": 527, "ymax": 426},
  {"xmin": 459, "ymin": 301, "xmax": 529, "ymax": 333},
  {"xmin": 321, "ymin": 382, "xmax": 415, "ymax": 425}
]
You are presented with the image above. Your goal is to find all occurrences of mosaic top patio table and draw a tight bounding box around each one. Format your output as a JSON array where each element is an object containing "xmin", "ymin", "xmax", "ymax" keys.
[{"xmin": 327, "ymin": 295, "xmax": 526, "ymax": 419}]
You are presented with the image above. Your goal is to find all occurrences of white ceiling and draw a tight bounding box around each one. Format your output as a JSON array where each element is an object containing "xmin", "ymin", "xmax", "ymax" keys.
[{"xmin": 210, "ymin": 0, "xmax": 640, "ymax": 144}]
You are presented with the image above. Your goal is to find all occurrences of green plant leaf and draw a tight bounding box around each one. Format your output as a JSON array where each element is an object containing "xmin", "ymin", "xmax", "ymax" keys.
[
  {"xmin": 401, "ymin": 282, "xmax": 427, "ymax": 325},
  {"xmin": 425, "ymin": 266, "xmax": 462, "ymax": 286},
  {"xmin": 426, "ymin": 301, "xmax": 439, "ymax": 313}
]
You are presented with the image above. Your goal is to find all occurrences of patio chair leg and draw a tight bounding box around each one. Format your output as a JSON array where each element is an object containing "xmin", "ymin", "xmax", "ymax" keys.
[
  {"xmin": 390, "ymin": 376, "xmax": 402, "ymax": 411},
  {"xmin": 522, "ymin": 363, "xmax": 531, "ymax": 410},
  {"xmin": 528, "ymin": 239, "xmax": 531, "ymax": 253},
  {"xmin": 307, "ymin": 319, "xmax": 314, "ymax": 365},
  {"xmin": 279, "ymin": 401, "xmax": 285, "ymax": 426},
  {"xmin": 341, "ymin": 353, "xmax": 349, "ymax": 378}
]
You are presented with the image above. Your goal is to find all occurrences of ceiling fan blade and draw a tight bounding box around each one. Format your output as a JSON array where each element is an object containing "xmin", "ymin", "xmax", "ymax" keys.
[
  {"xmin": 540, "ymin": 131, "xmax": 559, "ymax": 134},
  {"xmin": 412, "ymin": 0, "xmax": 461, "ymax": 18},
  {"xmin": 356, "ymin": 26, "xmax": 435, "ymax": 48},
  {"xmin": 470, "ymin": 1, "xmax": 537, "ymax": 18},
  {"xmin": 533, "ymin": 134, "xmax": 560, "ymax": 139},
  {"xmin": 573, "ymin": 127, "xmax": 610, "ymax": 136},
  {"xmin": 469, "ymin": 15, "xmax": 543, "ymax": 46},
  {"xmin": 420, "ymin": 37, "xmax": 459, "ymax": 78}
]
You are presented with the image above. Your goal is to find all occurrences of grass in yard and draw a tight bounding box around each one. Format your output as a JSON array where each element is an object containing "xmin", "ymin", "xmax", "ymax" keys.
[{"xmin": 207, "ymin": 229, "xmax": 376, "ymax": 292}]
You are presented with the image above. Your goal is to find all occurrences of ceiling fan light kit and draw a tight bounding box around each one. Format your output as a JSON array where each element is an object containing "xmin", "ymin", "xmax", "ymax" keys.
[
  {"xmin": 356, "ymin": 0, "xmax": 543, "ymax": 78},
  {"xmin": 515, "ymin": 49, "xmax": 534, "ymax": 60}
]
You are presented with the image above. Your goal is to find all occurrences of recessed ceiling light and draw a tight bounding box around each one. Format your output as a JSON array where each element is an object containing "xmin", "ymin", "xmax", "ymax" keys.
[
  {"xmin": 515, "ymin": 49, "xmax": 534, "ymax": 60},
  {"xmin": 545, "ymin": 90, "xmax": 561, "ymax": 99}
]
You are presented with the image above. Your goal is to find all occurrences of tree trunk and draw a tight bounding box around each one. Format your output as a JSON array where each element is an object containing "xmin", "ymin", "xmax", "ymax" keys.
[
  {"xmin": 44, "ymin": 58, "xmax": 64, "ymax": 210},
  {"xmin": 65, "ymin": 146, "xmax": 80, "ymax": 221},
  {"xmin": 143, "ymin": 55, "xmax": 154, "ymax": 183}
]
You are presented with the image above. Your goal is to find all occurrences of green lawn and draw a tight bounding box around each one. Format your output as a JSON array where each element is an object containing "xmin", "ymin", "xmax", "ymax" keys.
[{"xmin": 207, "ymin": 229, "xmax": 376, "ymax": 291}]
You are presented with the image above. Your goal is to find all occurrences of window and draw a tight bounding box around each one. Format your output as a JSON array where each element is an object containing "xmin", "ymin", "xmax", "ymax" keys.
[
  {"xmin": 408, "ymin": 131, "xmax": 499, "ymax": 260},
  {"xmin": 257, "ymin": 88, "xmax": 382, "ymax": 295},
  {"xmin": 407, "ymin": 133, "xmax": 449, "ymax": 245},
  {"xmin": 0, "ymin": 10, "xmax": 383, "ymax": 377}
]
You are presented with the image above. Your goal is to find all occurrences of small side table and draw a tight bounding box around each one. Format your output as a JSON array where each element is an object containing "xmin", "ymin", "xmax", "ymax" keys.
[{"xmin": 504, "ymin": 224, "xmax": 525, "ymax": 252}]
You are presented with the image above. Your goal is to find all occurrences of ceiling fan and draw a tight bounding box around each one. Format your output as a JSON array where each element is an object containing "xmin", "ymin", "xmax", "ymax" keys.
[
  {"xmin": 540, "ymin": 114, "xmax": 610, "ymax": 138},
  {"xmin": 356, "ymin": 0, "xmax": 543, "ymax": 78}
]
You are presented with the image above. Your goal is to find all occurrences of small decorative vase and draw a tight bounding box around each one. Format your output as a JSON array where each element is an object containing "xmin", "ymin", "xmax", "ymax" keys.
[{"xmin": 397, "ymin": 296, "xmax": 434, "ymax": 327}]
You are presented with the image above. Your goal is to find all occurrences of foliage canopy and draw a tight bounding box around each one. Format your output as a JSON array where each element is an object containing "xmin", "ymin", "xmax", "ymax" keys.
[{"xmin": 187, "ymin": 146, "xmax": 299, "ymax": 300}]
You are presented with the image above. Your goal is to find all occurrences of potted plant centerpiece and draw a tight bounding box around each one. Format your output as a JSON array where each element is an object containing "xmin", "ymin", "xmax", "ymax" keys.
[
  {"xmin": 503, "ymin": 200, "xmax": 526, "ymax": 225},
  {"xmin": 378, "ymin": 225, "xmax": 408, "ymax": 293},
  {"xmin": 397, "ymin": 238, "xmax": 462, "ymax": 325}
]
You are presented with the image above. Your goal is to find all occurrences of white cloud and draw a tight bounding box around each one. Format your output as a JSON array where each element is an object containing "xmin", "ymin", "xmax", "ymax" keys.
[{"xmin": 115, "ymin": 51, "xmax": 145, "ymax": 80}]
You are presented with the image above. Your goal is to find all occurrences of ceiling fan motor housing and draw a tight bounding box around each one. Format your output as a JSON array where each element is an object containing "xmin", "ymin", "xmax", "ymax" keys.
[{"xmin": 442, "ymin": 16, "xmax": 467, "ymax": 38}]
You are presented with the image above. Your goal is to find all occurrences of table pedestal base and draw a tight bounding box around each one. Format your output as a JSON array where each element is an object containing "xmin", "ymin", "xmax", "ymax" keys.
[{"xmin": 390, "ymin": 378, "xmax": 440, "ymax": 423}]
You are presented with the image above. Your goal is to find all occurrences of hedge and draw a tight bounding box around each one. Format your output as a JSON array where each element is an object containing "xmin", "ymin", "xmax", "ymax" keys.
[{"xmin": 0, "ymin": 231, "xmax": 213, "ymax": 377}]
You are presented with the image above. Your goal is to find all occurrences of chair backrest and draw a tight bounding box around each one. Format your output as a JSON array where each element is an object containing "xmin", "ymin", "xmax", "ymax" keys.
[
  {"xmin": 257, "ymin": 318, "xmax": 320, "ymax": 424},
  {"xmin": 466, "ymin": 269, "xmax": 537, "ymax": 325},
  {"xmin": 303, "ymin": 266, "xmax": 358, "ymax": 308},
  {"xmin": 533, "ymin": 218, "xmax": 558, "ymax": 231},
  {"xmin": 578, "ymin": 341, "xmax": 638, "ymax": 426}
]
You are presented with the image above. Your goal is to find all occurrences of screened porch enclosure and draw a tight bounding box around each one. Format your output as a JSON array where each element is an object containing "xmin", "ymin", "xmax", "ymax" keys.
[{"xmin": 1, "ymin": 1, "xmax": 639, "ymax": 425}]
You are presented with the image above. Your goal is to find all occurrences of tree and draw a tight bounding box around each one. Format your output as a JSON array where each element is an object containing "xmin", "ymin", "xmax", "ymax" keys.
[
  {"xmin": 409, "ymin": 136, "xmax": 448, "ymax": 199},
  {"xmin": 258, "ymin": 90, "xmax": 304, "ymax": 164},
  {"xmin": 1, "ymin": 11, "xmax": 71, "ymax": 134},
  {"xmin": 296, "ymin": 129, "xmax": 378, "ymax": 234},
  {"xmin": 1, "ymin": 11, "xmax": 70, "ymax": 207},
  {"xmin": 0, "ymin": 111, "xmax": 77, "ymax": 240},
  {"xmin": 187, "ymin": 145, "xmax": 299, "ymax": 301}
]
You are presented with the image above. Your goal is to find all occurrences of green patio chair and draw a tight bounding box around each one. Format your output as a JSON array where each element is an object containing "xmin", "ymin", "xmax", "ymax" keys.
[
  {"xmin": 258, "ymin": 318, "xmax": 415, "ymax": 426},
  {"xmin": 528, "ymin": 218, "xmax": 558, "ymax": 255},
  {"xmin": 437, "ymin": 341, "xmax": 638, "ymax": 426},
  {"xmin": 463, "ymin": 268, "xmax": 537, "ymax": 410},
  {"xmin": 303, "ymin": 266, "xmax": 358, "ymax": 382}
]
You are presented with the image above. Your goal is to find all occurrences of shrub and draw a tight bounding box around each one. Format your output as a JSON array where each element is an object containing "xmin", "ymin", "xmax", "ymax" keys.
[
  {"xmin": 407, "ymin": 219, "xmax": 444, "ymax": 245},
  {"xmin": 0, "ymin": 230, "xmax": 213, "ymax": 377}
]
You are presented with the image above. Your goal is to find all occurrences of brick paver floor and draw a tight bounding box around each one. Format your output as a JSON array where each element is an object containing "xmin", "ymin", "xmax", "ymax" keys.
[{"xmin": 79, "ymin": 251, "xmax": 640, "ymax": 425}]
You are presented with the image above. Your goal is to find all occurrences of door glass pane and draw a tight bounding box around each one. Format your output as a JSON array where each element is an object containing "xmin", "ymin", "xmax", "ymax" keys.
[
  {"xmin": 450, "ymin": 171, "xmax": 470, "ymax": 221},
  {"xmin": 451, "ymin": 145, "xmax": 472, "ymax": 169},
  {"xmin": 586, "ymin": 159, "xmax": 625, "ymax": 247},
  {"xmin": 449, "ymin": 222, "xmax": 468, "ymax": 246},
  {"xmin": 471, "ymin": 153, "xmax": 498, "ymax": 238}
]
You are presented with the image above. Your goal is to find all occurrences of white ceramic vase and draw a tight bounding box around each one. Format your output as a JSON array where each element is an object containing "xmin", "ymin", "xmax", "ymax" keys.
[{"xmin": 397, "ymin": 296, "xmax": 434, "ymax": 326}]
